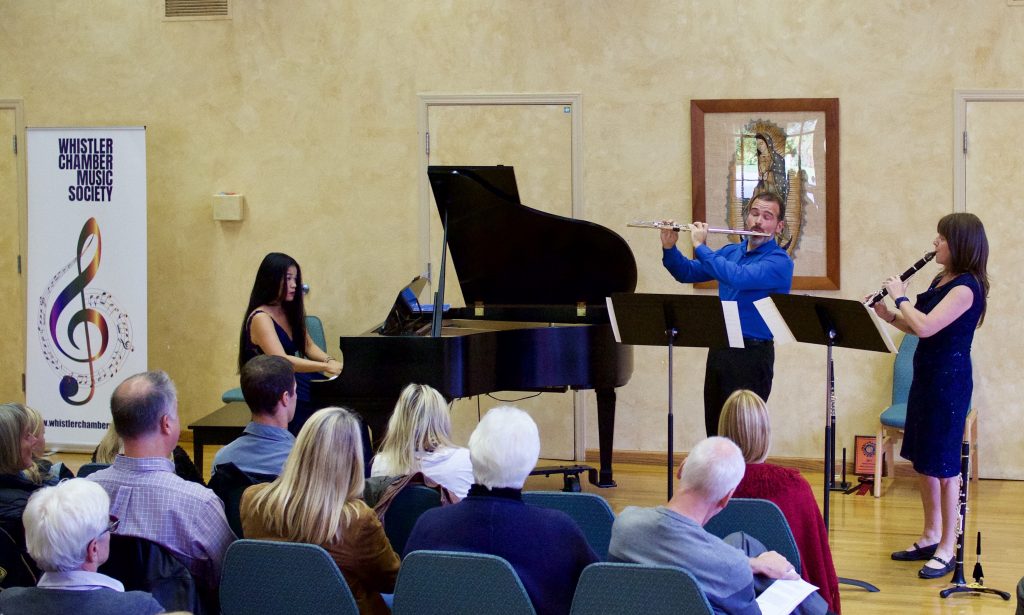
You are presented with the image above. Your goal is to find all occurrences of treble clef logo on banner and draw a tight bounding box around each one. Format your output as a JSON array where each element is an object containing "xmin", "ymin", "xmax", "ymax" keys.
[{"xmin": 46, "ymin": 217, "xmax": 109, "ymax": 405}]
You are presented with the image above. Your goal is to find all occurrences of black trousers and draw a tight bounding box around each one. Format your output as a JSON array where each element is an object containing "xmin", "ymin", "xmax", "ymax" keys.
[{"xmin": 703, "ymin": 341, "xmax": 775, "ymax": 437}]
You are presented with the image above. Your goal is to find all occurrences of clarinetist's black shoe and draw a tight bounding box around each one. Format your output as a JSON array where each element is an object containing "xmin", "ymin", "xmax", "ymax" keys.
[
  {"xmin": 891, "ymin": 542, "xmax": 938, "ymax": 561},
  {"xmin": 918, "ymin": 556, "xmax": 955, "ymax": 579}
]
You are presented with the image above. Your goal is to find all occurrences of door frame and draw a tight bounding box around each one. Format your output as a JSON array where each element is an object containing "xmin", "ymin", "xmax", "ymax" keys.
[
  {"xmin": 0, "ymin": 99, "xmax": 28, "ymax": 400},
  {"xmin": 416, "ymin": 93, "xmax": 584, "ymax": 275},
  {"xmin": 415, "ymin": 93, "xmax": 587, "ymax": 460},
  {"xmin": 953, "ymin": 90, "xmax": 1024, "ymax": 211}
]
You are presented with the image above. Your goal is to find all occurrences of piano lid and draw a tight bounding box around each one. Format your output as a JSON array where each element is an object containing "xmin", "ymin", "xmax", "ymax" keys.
[{"xmin": 428, "ymin": 165, "xmax": 638, "ymax": 306}]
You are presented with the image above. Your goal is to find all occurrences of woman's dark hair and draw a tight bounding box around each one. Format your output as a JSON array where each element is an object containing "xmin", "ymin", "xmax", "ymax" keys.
[
  {"xmin": 238, "ymin": 252, "xmax": 307, "ymax": 370},
  {"xmin": 937, "ymin": 212, "xmax": 989, "ymax": 327}
]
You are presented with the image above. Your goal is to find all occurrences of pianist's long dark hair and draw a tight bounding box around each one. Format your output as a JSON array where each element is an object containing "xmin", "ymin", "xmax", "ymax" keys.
[{"xmin": 238, "ymin": 252, "xmax": 308, "ymax": 371}]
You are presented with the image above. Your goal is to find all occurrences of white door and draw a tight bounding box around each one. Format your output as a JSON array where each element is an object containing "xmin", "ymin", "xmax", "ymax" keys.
[
  {"xmin": 963, "ymin": 98, "xmax": 1024, "ymax": 479},
  {"xmin": 423, "ymin": 98, "xmax": 578, "ymax": 459}
]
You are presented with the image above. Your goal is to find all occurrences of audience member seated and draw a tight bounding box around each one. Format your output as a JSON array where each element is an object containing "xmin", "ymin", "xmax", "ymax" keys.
[
  {"xmin": 1016, "ymin": 575, "xmax": 1024, "ymax": 615},
  {"xmin": 719, "ymin": 389, "xmax": 841, "ymax": 613},
  {"xmin": 609, "ymin": 436, "xmax": 829, "ymax": 615},
  {"xmin": 404, "ymin": 406, "xmax": 598, "ymax": 615},
  {"xmin": 22, "ymin": 405, "xmax": 65, "ymax": 486},
  {"xmin": 0, "ymin": 478, "xmax": 164, "ymax": 615},
  {"xmin": 240, "ymin": 406, "xmax": 399, "ymax": 615},
  {"xmin": 93, "ymin": 424, "xmax": 206, "ymax": 486},
  {"xmin": 87, "ymin": 371, "xmax": 236, "ymax": 597},
  {"xmin": 212, "ymin": 355, "xmax": 297, "ymax": 479},
  {"xmin": 370, "ymin": 383, "xmax": 473, "ymax": 499},
  {"xmin": 0, "ymin": 402, "xmax": 46, "ymax": 587}
]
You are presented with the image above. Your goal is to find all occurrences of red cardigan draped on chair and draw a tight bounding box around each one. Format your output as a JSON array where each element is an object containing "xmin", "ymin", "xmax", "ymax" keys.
[{"xmin": 733, "ymin": 463, "xmax": 841, "ymax": 614}]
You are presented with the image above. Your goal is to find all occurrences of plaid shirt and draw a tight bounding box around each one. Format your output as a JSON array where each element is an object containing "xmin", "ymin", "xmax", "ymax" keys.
[{"xmin": 88, "ymin": 455, "xmax": 236, "ymax": 590}]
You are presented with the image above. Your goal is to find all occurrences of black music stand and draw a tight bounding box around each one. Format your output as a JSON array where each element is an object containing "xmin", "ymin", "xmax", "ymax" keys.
[
  {"xmin": 609, "ymin": 292, "xmax": 740, "ymax": 500},
  {"xmin": 758, "ymin": 293, "xmax": 893, "ymax": 593}
]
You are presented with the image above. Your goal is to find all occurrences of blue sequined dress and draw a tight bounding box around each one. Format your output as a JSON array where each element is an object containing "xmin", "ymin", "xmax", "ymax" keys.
[{"xmin": 901, "ymin": 273, "xmax": 983, "ymax": 478}]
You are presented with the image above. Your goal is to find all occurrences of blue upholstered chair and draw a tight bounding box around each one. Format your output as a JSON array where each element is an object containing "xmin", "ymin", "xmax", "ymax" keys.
[
  {"xmin": 703, "ymin": 498, "xmax": 801, "ymax": 573},
  {"xmin": 522, "ymin": 491, "xmax": 615, "ymax": 560},
  {"xmin": 393, "ymin": 550, "xmax": 536, "ymax": 615},
  {"xmin": 224, "ymin": 314, "xmax": 328, "ymax": 403},
  {"xmin": 874, "ymin": 334, "xmax": 977, "ymax": 496},
  {"xmin": 75, "ymin": 462, "xmax": 110, "ymax": 477},
  {"xmin": 569, "ymin": 562, "xmax": 713, "ymax": 615},
  {"xmin": 382, "ymin": 484, "xmax": 444, "ymax": 556},
  {"xmin": 220, "ymin": 539, "xmax": 358, "ymax": 615}
]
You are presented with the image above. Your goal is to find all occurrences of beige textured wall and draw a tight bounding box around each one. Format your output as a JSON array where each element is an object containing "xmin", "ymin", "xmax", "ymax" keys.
[{"xmin": 3, "ymin": 1, "xmax": 1022, "ymax": 476}]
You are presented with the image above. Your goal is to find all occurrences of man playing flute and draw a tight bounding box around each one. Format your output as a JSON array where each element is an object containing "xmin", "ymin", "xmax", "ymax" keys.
[{"xmin": 660, "ymin": 191, "xmax": 794, "ymax": 436}]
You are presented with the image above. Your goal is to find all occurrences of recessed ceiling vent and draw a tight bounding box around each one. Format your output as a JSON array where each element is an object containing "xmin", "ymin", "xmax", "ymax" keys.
[{"xmin": 164, "ymin": 0, "xmax": 231, "ymax": 21}]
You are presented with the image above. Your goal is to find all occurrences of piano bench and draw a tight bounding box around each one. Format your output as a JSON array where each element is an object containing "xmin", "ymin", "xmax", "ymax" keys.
[{"xmin": 529, "ymin": 464, "xmax": 601, "ymax": 492}]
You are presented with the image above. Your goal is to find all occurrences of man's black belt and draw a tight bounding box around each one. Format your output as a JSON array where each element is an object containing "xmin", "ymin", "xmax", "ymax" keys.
[{"xmin": 742, "ymin": 337, "xmax": 774, "ymax": 347}]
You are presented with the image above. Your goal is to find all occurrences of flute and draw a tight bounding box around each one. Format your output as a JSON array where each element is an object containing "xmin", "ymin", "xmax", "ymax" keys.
[
  {"xmin": 866, "ymin": 251, "xmax": 936, "ymax": 307},
  {"xmin": 627, "ymin": 220, "xmax": 771, "ymax": 237}
]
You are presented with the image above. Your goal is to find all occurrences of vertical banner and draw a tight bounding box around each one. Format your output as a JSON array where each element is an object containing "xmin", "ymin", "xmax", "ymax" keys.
[{"xmin": 26, "ymin": 127, "xmax": 147, "ymax": 449}]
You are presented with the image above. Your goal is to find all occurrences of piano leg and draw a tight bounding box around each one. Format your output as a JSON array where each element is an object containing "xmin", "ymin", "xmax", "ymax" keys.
[{"xmin": 594, "ymin": 387, "xmax": 617, "ymax": 488}]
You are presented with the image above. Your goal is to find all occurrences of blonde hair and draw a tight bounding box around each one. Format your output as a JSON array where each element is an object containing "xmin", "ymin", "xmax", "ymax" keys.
[
  {"xmin": 0, "ymin": 403, "xmax": 32, "ymax": 474},
  {"xmin": 23, "ymin": 406, "xmax": 47, "ymax": 485},
  {"xmin": 244, "ymin": 407, "xmax": 365, "ymax": 546},
  {"xmin": 94, "ymin": 424, "xmax": 124, "ymax": 464},
  {"xmin": 718, "ymin": 389, "xmax": 772, "ymax": 464},
  {"xmin": 374, "ymin": 384, "xmax": 455, "ymax": 475}
]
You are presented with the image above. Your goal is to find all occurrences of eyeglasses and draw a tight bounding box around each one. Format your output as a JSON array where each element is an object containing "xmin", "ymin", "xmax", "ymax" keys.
[{"xmin": 95, "ymin": 515, "xmax": 119, "ymax": 541}]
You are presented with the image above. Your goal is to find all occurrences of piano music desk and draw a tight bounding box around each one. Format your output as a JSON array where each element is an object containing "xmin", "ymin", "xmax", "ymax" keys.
[{"xmin": 187, "ymin": 402, "xmax": 249, "ymax": 472}]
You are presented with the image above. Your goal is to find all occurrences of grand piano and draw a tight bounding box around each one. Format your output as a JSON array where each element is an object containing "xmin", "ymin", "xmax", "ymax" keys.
[{"xmin": 313, "ymin": 166, "xmax": 637, "ymax": 486}]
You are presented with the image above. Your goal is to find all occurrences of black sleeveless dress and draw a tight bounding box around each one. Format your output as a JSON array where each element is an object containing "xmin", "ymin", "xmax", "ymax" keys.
[
  {"xmin": 900, "ymin": 274, "xmax": 983, "ymax": 478},
  {"xmin": 243, "ymin": 310, "xmax": 316, "ymax": 435}
]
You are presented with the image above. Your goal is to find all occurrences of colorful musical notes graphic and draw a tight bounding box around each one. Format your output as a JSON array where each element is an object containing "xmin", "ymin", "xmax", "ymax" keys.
[{"xmin": 47, "ymin": 218, "xmax": 109, "ymax": 405}]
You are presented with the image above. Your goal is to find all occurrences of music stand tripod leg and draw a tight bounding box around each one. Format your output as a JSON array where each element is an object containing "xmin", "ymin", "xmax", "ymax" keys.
[{"xmin": 666, "ymin": 327, "xmax": 678, "ymax": 502}]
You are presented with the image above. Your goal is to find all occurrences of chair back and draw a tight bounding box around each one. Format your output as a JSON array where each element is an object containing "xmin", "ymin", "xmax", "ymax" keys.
[
  {"xmin": 570, "ymin": 562, "xmax": 712, "ymax": 615},
  {"xmin": 222, "ymin": 387, "xmax": 245, "ymax": 403},
  {"xmin": 76, "ymin": 462, "xmax": 110, "ymax": 477},
  {"xmin": 383, "ymin": 484, "xmax": 444, "ymax": 556},
  {"xmin": 703, "ymin": 498, "xmax": 801, "ymax": 573},
  {"xmin": 892, "ymin": 334, "xmax": 918, "ymax": 405},
  {"xmin": 98, "ymin": 534, "xmax": 203, "ymax": 615},
  {"xmin": 306, "ymin": 314, "xmax": 327, "ymax": 349},
  {"xmin": 393, "ymin": 550, "xmax": 536, "ymax": 615},
  {"xmin": 220, "ymin": 539, "xmax": 358, "ymax": 615},
  {"xmin": 208, "ymin": 463, "xmax": 277, "ymax": 538},
  {"xmin": 522, "ymin": 491, "xmax": 614, "ymax": 559}
]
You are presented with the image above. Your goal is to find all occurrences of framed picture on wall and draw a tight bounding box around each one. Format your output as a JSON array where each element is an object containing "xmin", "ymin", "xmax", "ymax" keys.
[{"xmin": 690, "ymin": 98, "xmax": 840, "ymax": 290}]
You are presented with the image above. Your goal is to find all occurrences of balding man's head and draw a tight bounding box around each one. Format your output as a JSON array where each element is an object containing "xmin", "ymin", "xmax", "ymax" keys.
[
  {"xmin": 110, "ymin": 371, "xmax": 177, "ymax": 439},
  {"xmin": 679, "ymin": 436, "xmax": 746, "ymax": 503}
]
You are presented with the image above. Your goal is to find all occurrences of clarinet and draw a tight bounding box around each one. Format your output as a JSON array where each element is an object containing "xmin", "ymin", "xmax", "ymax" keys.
[
  {"xmin": 949, "ymin": 441, "xmax": 969, "ymax": 586},
  {"xmin": 866, "ymin": 251, "xmax": 936, "ymax": 307}
]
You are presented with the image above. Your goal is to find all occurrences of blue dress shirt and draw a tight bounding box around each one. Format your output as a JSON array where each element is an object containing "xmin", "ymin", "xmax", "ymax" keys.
[
  {"xmin": 212, "ymin": 422, "xmax": 295, "ymax": 477},
  {"xmin": 662, "ymin": 239, "xmax": 793, "ymax": 340}
]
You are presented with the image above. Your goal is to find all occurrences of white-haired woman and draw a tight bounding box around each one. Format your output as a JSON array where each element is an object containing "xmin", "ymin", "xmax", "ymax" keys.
[
  {"xmin": 404, "ymin": 406, "xmax": 598, "ymax": 615},
  {"xmin": 370, "ymin": 383, "xmax": 472, "ymax": 498},
  {"xmin": 240, "ymin": 407, "xmax": 399, "ymax": 615},
  {"xmin": 0, "ymin": 478, "xmax": 163, "ymax": 614}
]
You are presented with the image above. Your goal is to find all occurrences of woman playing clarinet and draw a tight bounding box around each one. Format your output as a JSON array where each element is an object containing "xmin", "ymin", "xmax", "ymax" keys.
[{"xmin": 870, "ymin": 213, "xmax": 989, "ymax": 579}]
